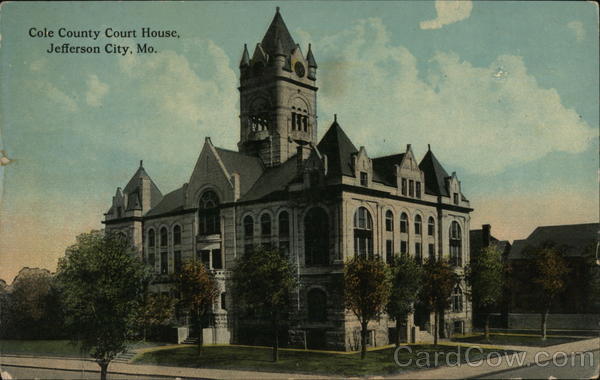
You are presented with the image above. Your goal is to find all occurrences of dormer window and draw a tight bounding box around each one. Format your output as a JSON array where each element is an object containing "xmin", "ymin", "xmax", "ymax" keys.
[
  {"xmin": 401, "ymin": 178, "xmax": 407, "ymax": 196},
  {"xmin": 453, "ymin": 193, "xmax": 459, "ymax": 205},
  {"xmin": 409, "ymin": 180, "xmax": 414, "ymax": 197},
  {"xmin": 416, "ymin": 182, "xmax": 421, "ymax": 198},
  {"xmin": 360, "ymin": 171, "xmax": 368, "ymax": 187}
]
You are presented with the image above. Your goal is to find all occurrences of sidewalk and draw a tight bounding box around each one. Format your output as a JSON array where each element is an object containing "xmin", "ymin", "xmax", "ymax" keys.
[
  {"xmin": 387, "ymin": 336, "xmax": 600, "ymax": 379},
  {"xmin": 0, "ymin": 354, "xmax": 327, "ymax": 379}
]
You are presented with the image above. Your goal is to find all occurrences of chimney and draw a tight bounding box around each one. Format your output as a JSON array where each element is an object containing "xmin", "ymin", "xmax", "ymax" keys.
[{"xmin": 482, "ymin": 224, "xmax": 491, "ymax": 247}]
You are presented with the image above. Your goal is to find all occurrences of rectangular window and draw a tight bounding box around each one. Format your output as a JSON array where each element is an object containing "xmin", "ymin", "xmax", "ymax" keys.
[
  {"xmin": 386, "ymin": 239, "xmax": 393, "ymax": 264},
  {"xmin": 160, "ymin": 251, "xmax": 168, "ymax": 274},
  {"xmin": 428, "ymin": 244, "xmax": 435, "ymax": 261},
  {"xmin": 409, "ymin": 180, "xmax": 414, "ymax": 197},
  {"xmin": 360, "ymin": 171, "xmax": 368, "ymax": 186},
  {"xmin": 212, "ymin": 249, "xmax": 222, "ymax": 270},
  {"xmin": 400, "ymin": 240, "xmax": 407, "ymax": 255},
  {"xmin": 428, "ymin": 222, "xmax": 434, "ymax": 236},
  {"xmin": 148, "ymin": 252, "xmax": 155, "ymax": 267},
  {"xmin": 401, "ymin": 178, "xmax": 407, "ymax": 196},
  {"xmin": 199, "ymin": 249, "xmax": 210, "ymax": 268},
  {"xmin": 174, "ymin": 250, "xmax": 182, "ymax": 273},
  {"xmin": 453, "ymin": 193, "xmax": 459, "ymax": 205},
  {"xmin": 416, "ymin": 182, "xmax": 421, "ymax": 198},
  {"xmin": 415, "ymin": 242, "xmax": 422, "ymax": 263}
]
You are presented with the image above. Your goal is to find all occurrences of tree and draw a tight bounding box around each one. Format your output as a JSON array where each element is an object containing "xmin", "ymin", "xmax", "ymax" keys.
[
  {"xmin": 419, "ymin": 258, "xmax": 457, "ymax": 345},
  {"xmin": 56, "ymin": 231, "xmax": 146, "ymax": 380},
  {"xmin": 232, "ymin": 246, "xmax": 296, "ymax": 362},
  {"xmin": 175, "ymin": 261, "xmax": 219, "ymax": 351},
  {"xmin": 527, "ymin": 244, "xmax": 570, "ymax": 339},
  {"xmin": 136, "ymin": 292, "xmax": 176, "ymax": 342},
  {"xmin": 344, "ymin": 255, "xmax": 391, "ymax": 359},
  {"xmin": 466, "ymin": 245, "xmax": 504, "ymax": 341},
  {"xmin": 386, "ymin": 255, "xmax": 422, "ymax": 347}
]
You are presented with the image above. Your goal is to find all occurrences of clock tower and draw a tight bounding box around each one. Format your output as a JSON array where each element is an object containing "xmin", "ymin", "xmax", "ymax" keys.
[{"xmin": 238, "ymin": 7, "xmax": 318, "ymax": 167}]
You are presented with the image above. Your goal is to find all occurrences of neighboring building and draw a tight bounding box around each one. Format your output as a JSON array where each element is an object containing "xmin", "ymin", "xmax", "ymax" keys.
[
  {"xmin": 469, "ymin": 224, "xmax": 511, "ymax": 328},
  {"xmin": 102, "ymin": 9, "xmax": 473, "ymax": 350},
  {"xmin": 507, "ymin": 223, "xmax": 599, "ymax": 330}
]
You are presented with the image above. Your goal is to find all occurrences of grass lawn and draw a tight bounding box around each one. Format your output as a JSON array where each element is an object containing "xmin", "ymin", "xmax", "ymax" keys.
[
  {"xmin": 452, "ymin": 333, "xmax": 583, "ymax": 347},
  {"xmin": 0, "ymin": 340, "xmax": 88, "ymax": 357},
  {"xmin": 133, "ymin": 344, "xmax": 518, "ymax": 376}
]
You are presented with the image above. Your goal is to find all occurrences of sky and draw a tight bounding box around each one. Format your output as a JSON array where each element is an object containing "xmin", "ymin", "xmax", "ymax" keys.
[{"xmin": 0, "ymin": 1, "xmax": 598, "ymax": 283}]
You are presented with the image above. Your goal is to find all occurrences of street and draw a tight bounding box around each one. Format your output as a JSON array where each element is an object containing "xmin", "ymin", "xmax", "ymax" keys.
[
  {"xmin": 0, "ymin": 365, "xmax": 191, "ymax": 380},
  {"xmin": 480, "ymin": 349, "xmax": 599, "ymax": 379}
]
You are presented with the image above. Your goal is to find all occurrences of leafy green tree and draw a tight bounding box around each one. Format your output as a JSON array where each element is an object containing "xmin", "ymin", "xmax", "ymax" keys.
[
  {"xmin": 344, "ymin": 255, "xmax": 391, "ymax": 359},
  {"xmin": 527, "ymin": 244, "xmax": 570, "ymax": 339},
  {"xmin": 57, "ymin": 231, "xmax": 146, "ymax": 380},
  {"xmin": 232, "ymin": 246, "xmax": 296, "ymax": 362},
  {"xmin": 175, "ymin": 261, "xmax": 219, "ymax": 351},
  {"xmin": 136, "ymin": 292, "xmax": 176, "ymax": 342},
  {"xmin": 419, "ymin": 258, "xmax": 457, "ymax": 345},
  {"xmin": 386, "ymin": 255, "xmax": 422, "ymax": 346},
  {"xmin": 466, "ymin": 245, "xmax": 504, "ymax": 341}
]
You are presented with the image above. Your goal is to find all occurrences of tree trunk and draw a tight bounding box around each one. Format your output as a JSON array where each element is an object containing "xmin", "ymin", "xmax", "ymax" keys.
[
  {"xmin": 484, "ymin": 313, "xmax": 491, "ymax": 342},
  {"xmin": 433, "ymin": 311, "xmax": 439, "ymax": 346},
  {"xmin": 541, "ymin": 308, "xmax": 549, "ymax": 340},
  {"xmin": 272, "ymin": 314, "xmax": 279, "ymax": 362},
  {"xmin": 395, "ymin": 316, "xmax": 402, "ymax": 347},
  {"xmin": 98, "ymin": 360, "xmax": 109, "ymax": 380},
  {"xmin": 195, "ymin": 309, "xmax": 204, "ymax": 353},
  {"xmin": 360, "ymin": 320, "xmax": 368, "ymax": 360}
]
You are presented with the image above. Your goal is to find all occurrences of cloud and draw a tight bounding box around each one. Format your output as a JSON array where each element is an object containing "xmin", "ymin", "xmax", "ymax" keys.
[
  {"xmin": 33, "ymin": 81, "xmax": 78, "ymax": 113},
  {"xmin": 420, "ymin": 0, "xmax": 473, "ymax": 30},
  {"xmin": 85, "ymin": 74, "xmax": 109, "ymax": 107},
  {"xmin": 315, "ymin": 18, "xmax": 597, "ymax": 175},
  {"xmin": 567, "ymin": 20, "xmax": 585, "ymax": 42}
]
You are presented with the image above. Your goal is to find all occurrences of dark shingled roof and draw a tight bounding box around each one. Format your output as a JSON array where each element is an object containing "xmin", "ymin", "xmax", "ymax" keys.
[
  {"xmin": 317, "ymin": 121, "xmax": 358, "ymax": 178},
  {"xmin": 214, "ymin": 147, "xmax": 264, "ymax": 195},
  {"xmin": 261, "ymin": 9, "xmax": 296, "ymax": 56},
  {"xmin": 509, "ymin": 223, "xmax": 599, "ymax": 260},
  {"xmin": 240, "ymin": 157, "xmax": 299, "ymax": 202},
  {"xmin": 419, "ymin": 149, "xmax": 450, "ymax": 196},
  {"xmin": 145, "ymin": 186, "xmax": 185, "ymax": 217},
  {"xmin": 372, "ymin": 153, "xmax": 405, "ymax": 186},
  {"xmin": 123, "ymin": 165, "xmax": 163, "ymax": 208}
]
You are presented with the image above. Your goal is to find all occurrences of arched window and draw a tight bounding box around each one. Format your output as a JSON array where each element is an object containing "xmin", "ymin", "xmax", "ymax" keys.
[
  {"xmin": 400, "ymin": 213, "xmax": 409, "ymax": 234},
  {"xmin": 385, "ymin": 210, "xmax": 394, "ymax": 232},
  {"xmin": 173, "ymin": 225, "xmax": 181, "ymax": 245},
  {"xmin": 278, "ymin": 211, "xmax": 290, "ymax": 238},
  {"xmin": 148, "ymin": 229, "xmax": 155, "ymax": 247},
  {"xmin": 307, "ymin": 288, "xmax": 327, "ymax": 322},
  {"xmin": 291, "ymin": 98, "xmax": 309, "ymax": 132},
  {"xmin": 428, "ymin": 217, "xmax": 435, "ymax": 236},
  {"xmin": 160, "ymin": 227, "xmax": 168, "ymax": 247},
  {"xmin": 451, "ymin": 286, "xmax": 463, "ymax": 312},
  {"xmin": 354, "ymin": 207, "xmax": 373, "ymax": 258},
  {"xmin": 449, "ymin": 221, "xmax": 462, "ymax": 266},
  {"xmin": 243, "ymin": 215, "xmax": 254, "ymax": 239},
  {"xmin": 260, "ymin": 213, "xmax": 272, "ymax": 237},
  {"xmin": 304, "ymin": 208, "xmax": 329, "ymax": 266},
  {"xmin": 198, "ymin": 190, "xmax": 220, "ymax": 235},
  {"xmin": 415, "ymin": 215, "xmax": 422, "ymax": 235}
]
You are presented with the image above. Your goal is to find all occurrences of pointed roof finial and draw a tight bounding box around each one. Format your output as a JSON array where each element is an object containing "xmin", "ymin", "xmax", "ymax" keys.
[
  {"xmin": 139, "ymin": 160, "xmax": 143, "ymax": 167},
  {"xmin": 334, "ymin": 114, "xmax": 337, "ymax": 122},
  {"xmin": 307, "ymin": 43, "xmax": 317, "ymax": 68},
  {"xmin": 428, "ymin": 144, "xmax": 431, "ymax": 151},
  {"xmin": 239, "ymin": 43, "xmax": 250, "ymax": 68},
  {"xmin": 276, "ymin": 6, "xmax": 280, "ymax": 13}
]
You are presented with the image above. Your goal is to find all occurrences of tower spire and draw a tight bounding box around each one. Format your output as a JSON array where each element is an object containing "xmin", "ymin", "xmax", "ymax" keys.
[{"xmin": 239, "ymin": 43, "xmax": 250, "ymax": 68}]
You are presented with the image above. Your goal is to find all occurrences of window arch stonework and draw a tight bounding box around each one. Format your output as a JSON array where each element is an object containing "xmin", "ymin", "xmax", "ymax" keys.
[
  {"xmin": 449, "ymin": 221, "xmax": 462, "ymax": 266},
  {"xmin": 354, "ymin": 206, "xmax": 373, "ymax": 258},
  {"xmin": 198, "ymin": 190, "xmax": 220, "ymax": 235}
]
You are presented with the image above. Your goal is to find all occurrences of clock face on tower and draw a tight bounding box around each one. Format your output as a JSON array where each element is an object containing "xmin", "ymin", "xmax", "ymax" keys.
[{"xmin": 294, "ymin": 62, "xmax": 305, "ymax": 78}]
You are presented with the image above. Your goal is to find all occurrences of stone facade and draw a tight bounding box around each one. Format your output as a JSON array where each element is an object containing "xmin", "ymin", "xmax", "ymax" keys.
[{"xmin": 103, "ymin": 8, "xmax": 473, "ymax": 350}]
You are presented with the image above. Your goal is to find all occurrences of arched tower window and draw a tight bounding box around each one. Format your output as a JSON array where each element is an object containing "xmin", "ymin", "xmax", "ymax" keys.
[
  {"xmin": 385, "ymin": 210, "xmax": 394, "ymax": 232},
  {"xmin": 260, "ymin": 213, "xmax": 272, "ymax": 237},
  {"xmin": 400, "ymin": 212, "xmax": 409, "ymax": 234},
  {"xmin": 449, "ymin": 221, "xmax": 462, "ymax": 266},
  {"xmin": 428, "ymin": 217, "xmax": 435, "ymax": 236},
  {"xmin": 415, "ymin": 215, "xmax": 422, "ymax": 235},
  {"xmin": 291, "ymin": 98, "xmax": 309, "ymax": 132},
  {"xmin": 147, "ymin": 229, "xmax": 155, "ymax": 248},
  {"xmin": 307, "ymin": 288, "xmax": 327, "ymax": 322},
  {"xmin": 173, "ymin": 225, "xmax": 181, "ymax": 245},
  {"xmin": 160, "ymin": 227, "xmax": 168, "ymax": 247},
  {"xmin": 354, "ymin": 207, "xmax": 373, "ymax": 258},
  {"xmin": 304, "ymin": 208, "xmax": 329, "ymax": 266},
  {"xmin": 198, "ymin": 190, "xmax": 220, "ymax": 235}
]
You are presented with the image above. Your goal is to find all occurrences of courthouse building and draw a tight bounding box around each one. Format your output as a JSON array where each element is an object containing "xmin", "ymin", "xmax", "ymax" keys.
[{"xmin": 103, "ymin": 9, "xmax": 473, "ymax": 350}]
